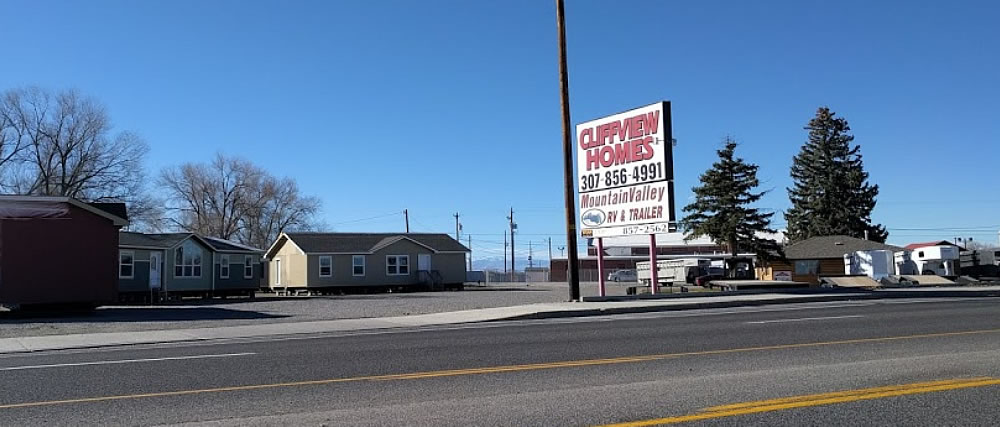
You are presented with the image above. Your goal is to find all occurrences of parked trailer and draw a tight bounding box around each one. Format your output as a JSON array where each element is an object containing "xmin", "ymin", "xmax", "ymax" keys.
[
  {"xmin": 636, "ymin": 258, "xmax": 712, "ymax": 287},
  {"xmin": 844, "ymin": 250, "xmax": 896, "ymax": 280}
]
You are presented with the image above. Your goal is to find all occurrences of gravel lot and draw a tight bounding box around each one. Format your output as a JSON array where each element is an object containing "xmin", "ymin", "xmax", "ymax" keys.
[{"xmin": 0, "ymin": 282, "xmax": 633, "ymax": 339}]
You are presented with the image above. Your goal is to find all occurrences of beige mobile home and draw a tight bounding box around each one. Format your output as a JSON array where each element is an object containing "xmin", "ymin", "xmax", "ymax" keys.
[{"xmin": 265, "ymin": 233, "xmax": 469, "ymax": 293}]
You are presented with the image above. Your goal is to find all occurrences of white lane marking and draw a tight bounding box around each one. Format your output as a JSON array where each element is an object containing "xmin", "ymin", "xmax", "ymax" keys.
[
  {"xmin": 746, "ymin": 315, "xmax": 865, "ymax": 324},
  {"xmin": 4, "ymin": 297, "xmax": 989, "ymax": 358},
  {"xmin": 0, "ymin": 352, "xmax": 256, "ymax": 371}
]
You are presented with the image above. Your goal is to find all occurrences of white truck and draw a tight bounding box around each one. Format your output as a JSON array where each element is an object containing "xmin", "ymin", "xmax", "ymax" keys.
[{"xmin": 636, "ymin": 258, "xmax": 712, "ymax": 288}]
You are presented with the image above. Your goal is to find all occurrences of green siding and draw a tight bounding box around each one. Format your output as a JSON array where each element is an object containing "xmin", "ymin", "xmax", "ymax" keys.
[
  {"xmin": 164, "ymin": 238, "xmax": 213, "ymax": 292},
  {"xmin": 214, "ymin": 254, "xmax": 261, "ymax": 290},
  {"xmin": 118, "ymin": 248, "xmax": 163, "ymax": 293}
]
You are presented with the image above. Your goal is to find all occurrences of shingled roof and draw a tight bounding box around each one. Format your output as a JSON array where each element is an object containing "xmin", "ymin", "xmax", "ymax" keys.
[
  {"xmin": 280, "ymin": 233, "xmax": 469, "ymax": 254},
  {"xmin": 202, "ymin": 236, "xmax": 264, "ymax": 253},
  {"xmin": 784, "ymin": 235, "xmax": 903, "ymax": 260},
  {"xmin": 119, "ymin": 232, "xmax": 195, "ymax": 249}
]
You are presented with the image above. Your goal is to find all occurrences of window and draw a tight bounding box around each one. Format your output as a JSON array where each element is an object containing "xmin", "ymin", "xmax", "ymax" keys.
[
  {"xmin": 220, "ymin": 254, "xmax": 230, "ymax": 279},
  {"xmin": 119, "ymin": 251, "xmax": 134, "ymax": 279},
  {"xmin": 793, "ymin": 260, "xmax": 819, "ymax": 275},
  {"xmin": 353, "ymin": 255, "xmax": 365, "ymax": 276},
  {"xmin": 918, "ymin": 251, "xmax": 925, "ymax": 258},
  {"xmin": 386, "ymin": 255, "xmax": 409, "ymax": 276},
  {"xmin": 174, "ymin": 240, "xmax": 203, "ymax": 278},
  {"xmin": 319, "ymin": 256, "xmax": 332, "ymax": 277},
  {"xmin": 244, "ymin": 256, "xmax": 254, "ymax": 278}
]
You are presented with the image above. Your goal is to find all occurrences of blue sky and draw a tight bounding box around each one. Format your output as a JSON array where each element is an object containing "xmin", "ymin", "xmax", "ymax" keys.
[{"xmin": 2, "ymin": 0, "xmax": 998, "ymax": 262}]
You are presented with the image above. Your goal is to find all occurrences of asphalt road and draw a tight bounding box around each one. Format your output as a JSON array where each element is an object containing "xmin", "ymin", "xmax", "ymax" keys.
[{"xmin": 1, "ymin": 298, "xmax": 999, "ymax": 426}]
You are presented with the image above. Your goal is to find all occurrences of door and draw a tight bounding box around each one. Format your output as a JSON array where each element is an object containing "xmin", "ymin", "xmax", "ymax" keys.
[
  {"xmin": 418, "ymin": 254, "xmax": 432, "ymax": 271},
  {"xmin": 275, "ymin": 259, "xmax": 282, "ymax": 286},
  {"xmin": 149, "ymin": 252, "xmax": 162, "ymax": 290}
]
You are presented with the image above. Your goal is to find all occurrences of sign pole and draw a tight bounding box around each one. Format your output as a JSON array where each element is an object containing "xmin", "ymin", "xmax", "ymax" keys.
[
  {"xmin": 649, "ymin": 233, "xmax": 658, "ymax": 295},
  {"xmin": 597, "ymin": 237, "xmax": 606, "ymax": 297},
  {"xmin": 556, "ymin": 0, "xmax": 581, "ymax": 301}
]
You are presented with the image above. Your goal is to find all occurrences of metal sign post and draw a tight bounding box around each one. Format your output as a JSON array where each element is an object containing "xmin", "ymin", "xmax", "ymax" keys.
[
  {"xmin": 649, "ymin": 234, "xmax": 659, "ymax": 295},
  {"xmin": 597, "ymin": 237, "xmax": 606, "ymax": 297}
]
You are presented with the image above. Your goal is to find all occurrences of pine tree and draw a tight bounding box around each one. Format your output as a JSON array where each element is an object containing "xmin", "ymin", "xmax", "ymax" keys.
[
  {"xmin": 785, "ymin": 107, "xmax": 887, "ymax": 242},
  {"xmin": 682, "ymin": 137, "xmax": 779, "ymax": 272}
]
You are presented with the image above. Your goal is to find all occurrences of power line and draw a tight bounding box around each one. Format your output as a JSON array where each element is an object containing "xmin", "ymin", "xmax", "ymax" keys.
[
  {"xmin": 887, "ymin": 225, "xmax": 1000, "ymax": 231},
  {"xmin": 330, "ymin": 212, "xmax": 400, "ymax": 226}
]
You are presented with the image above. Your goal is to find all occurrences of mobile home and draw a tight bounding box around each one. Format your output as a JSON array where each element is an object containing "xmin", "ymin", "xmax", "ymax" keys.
[{"xmin": 265, "ymin": 232, "xmax": 469, "ymax": 293}]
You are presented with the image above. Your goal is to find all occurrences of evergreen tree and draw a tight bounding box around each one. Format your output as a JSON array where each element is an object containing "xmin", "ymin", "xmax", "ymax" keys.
[
  {"xmin": 785, "ymin": 107, "xmax": 887, "ymax": 242},
  {"xmin": 682, "ymin": 137, "xmax": 779, "ymax": 273}
]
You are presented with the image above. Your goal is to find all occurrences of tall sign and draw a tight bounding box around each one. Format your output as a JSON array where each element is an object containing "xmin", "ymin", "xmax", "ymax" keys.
[{"xmin": 576, "ymin": 101, "xmax": 676, "ymax": 237}]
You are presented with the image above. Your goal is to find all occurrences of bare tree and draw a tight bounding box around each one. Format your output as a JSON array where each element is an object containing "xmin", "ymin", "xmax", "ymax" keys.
[
  {"xmin": 1, "ymin": 87, "xmax": 157, "ymax": 230},
  {"xmin": 965, "ymin": 240, "xmax": 996, "ymax": 251},
  {"xmin": 161, "ymin": 153, "xmax": 321, "ymax": 248},
  {"xmin": 0, "ymin": 88, "xmax": 46, "ymax": 191},
  {"xmin": 238, "ymin": 175, "xmax": 322, "ymax": 250}
]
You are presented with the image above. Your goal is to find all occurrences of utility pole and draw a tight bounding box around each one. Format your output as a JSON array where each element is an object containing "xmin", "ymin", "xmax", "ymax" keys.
[
  {"xmin": 529, "ymin": 241, "xmax": 534, "ymax": 268},
  {"xmin": 403, "ymin": 209, "xmax": 410, "ymax": 233},
  {"xmin": 508, "ymin": 207, "xmax": 516, "ymax": 279},
  {"xmin": 504, "ymin": 231, "xmax": 508, "ymax": 274},
  {"xmin": 468, "ymin": 235, "xmax": 472, "ymax": 271},
  {"xmin": 556, "ymin": 0, "xmax": 581, "ymax": 301},
  {"xmin": 548, "ymin": 237, "xmax": 553, "ymax": 268},
  {"xmin": 454, "ymin": 212, "xmax": 461, "ymax": 241}
]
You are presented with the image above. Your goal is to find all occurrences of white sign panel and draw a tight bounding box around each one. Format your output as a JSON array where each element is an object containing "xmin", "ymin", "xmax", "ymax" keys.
[
  {"xmin": 585, "ymin": 222, "xmax": 675, "ymax": 238},
  {"xmin": 576, "ymin": 101, "xmax": 674, "ymax": 235},
  {"xmin": 774, "ymin": 271, "xmax": 793, "ymax": 281}
]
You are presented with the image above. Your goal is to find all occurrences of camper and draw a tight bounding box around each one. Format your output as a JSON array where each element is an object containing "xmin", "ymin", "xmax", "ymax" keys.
[
  {"xmin": 899, "ymin": 245, "xmax": 960, "ymax": 276},
  {"xmin": 636, "ymin": 258, "xmax": 712, "ymax": 287}
]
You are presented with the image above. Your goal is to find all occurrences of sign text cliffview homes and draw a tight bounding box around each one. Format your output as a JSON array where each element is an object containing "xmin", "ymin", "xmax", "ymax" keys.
[
  {"xmin": 575, "ymin": 101, "xmax": 676, "ymax": 237},
  {"xmin": 576, "ymin": 102, "xmax": 671, "ymax": 194}
]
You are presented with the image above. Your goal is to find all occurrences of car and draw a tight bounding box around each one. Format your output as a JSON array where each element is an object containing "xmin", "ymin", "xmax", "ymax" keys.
[{"xmin": 608, "ymin": 269, "xmax": 637, "ymax": 282}]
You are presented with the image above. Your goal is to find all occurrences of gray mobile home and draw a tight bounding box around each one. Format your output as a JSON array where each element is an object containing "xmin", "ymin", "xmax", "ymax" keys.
[
  {"xmin": 265, "ymin": 232, "xmax": 469, "ymax": 293},
  {"xmin": 118, "ymin": 233, "xmax": 214, "ymax": 301},
  {"xmin": 203, "ymin": 236, "xmax": 265, "ymax": 297}
]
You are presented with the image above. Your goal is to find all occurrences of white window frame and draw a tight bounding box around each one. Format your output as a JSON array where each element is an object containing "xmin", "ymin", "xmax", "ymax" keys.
[
  {"xmin": 174, "ymin": 241, "xmax": 203, "ymax": 279},
  {"xmin": 353, "ymin": 255, "xmax": 366, "ymax": 277},
  {"xmin": 319, "ymin": 255, "xmax": 333, "ymax": 277},
  {"xmin": 119, "ymin": 251, "xmax": 135, "ymax": 279},
  {"xmin": 244, "ymin": 256, "xmax": 254, "ymax": 279},
  {"xmin": 386, "ymin": 255, "xmax": 409, "ymax": 276},
  {"xmin": 220, "ymin": 254, "xmax": 230, "ymax": 279}
]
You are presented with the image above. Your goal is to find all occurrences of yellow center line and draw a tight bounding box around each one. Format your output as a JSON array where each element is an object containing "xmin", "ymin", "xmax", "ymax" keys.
[
  {"xmin": 1, "ymin": 327, "xmax": 999, "ymax": 410},
  {"xmin": 701, "ymin": 378, "xmax": 986, "ymax": 412},
  {"xmin": 598, "ymin": 377, "xmax": 1000, "ymax": 427}
]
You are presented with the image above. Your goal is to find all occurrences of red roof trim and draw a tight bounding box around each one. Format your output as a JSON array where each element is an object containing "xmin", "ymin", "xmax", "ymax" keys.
[{"xmin": 904, "ymin": 240, "xmax": 958, "ymax": 250}]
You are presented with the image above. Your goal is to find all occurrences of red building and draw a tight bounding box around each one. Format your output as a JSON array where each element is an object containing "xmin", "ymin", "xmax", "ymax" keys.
[{"xmin": 0, "ymin": 196, "xmax": 127, "ymax": 309}]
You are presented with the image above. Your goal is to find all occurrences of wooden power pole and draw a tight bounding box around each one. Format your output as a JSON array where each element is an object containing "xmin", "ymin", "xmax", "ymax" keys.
[{"xmin": 556, "ymin": 0, "xmax": 581, "ymax": 301}]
